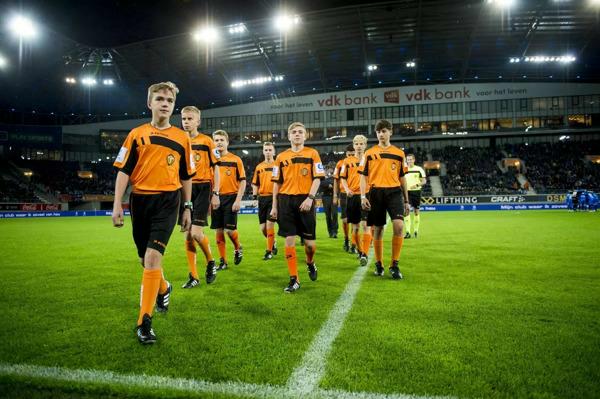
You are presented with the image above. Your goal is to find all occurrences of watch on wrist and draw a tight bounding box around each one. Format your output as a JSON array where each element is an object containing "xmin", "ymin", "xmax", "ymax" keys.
[
  {"xmin": 360, "ymin": 195, "xmax": 367, "ymax": 199},
  {"xmin": 212, "ymin": 191, "xmax": 219, "ymax": 196},
  {"xmin": 308, "ymin": 194, "xmax": 316, "ymax": 200},
  {"xmin": 183, "ymin": 201, "xmax": 193, "ymax": 211}
]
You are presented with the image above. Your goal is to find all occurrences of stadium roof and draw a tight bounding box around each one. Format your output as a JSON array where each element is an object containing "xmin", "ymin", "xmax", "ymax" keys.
[{"xmin": 1, "ymin": 0, "xmax": 599, "ymax": 117}]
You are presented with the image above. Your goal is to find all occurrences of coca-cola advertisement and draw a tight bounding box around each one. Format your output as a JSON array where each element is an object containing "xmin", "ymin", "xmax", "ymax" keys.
[{"xmin": 0, "ymin": 203, "xmax": 62, "ymax": 211}]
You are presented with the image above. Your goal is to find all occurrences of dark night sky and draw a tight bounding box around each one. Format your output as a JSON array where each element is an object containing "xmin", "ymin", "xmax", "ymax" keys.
[{"xmin": 6, "ymin": 0, "xmax": 369, "ymax": 47}]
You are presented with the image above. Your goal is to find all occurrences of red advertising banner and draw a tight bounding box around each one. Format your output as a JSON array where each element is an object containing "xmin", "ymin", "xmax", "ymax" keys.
[{"xmin": 0, "ymin": 203, "xmax": 62, "ymax": 211}]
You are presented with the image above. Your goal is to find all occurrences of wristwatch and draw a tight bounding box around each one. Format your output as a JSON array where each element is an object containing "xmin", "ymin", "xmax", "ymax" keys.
[
  {"xmin": 308, "ymin": 194, "xmax": 316, "ymax": 200},
  {"xmin": 360, "ymin": 195, "xmax": 367, "ymax": 199},
  {"xmin": 212, "ymin": 191, "xmax": 219, "ymax": 196},
  {"xmin": 183, "ymin": 201, "xmax": 193, "ymax": 211}
]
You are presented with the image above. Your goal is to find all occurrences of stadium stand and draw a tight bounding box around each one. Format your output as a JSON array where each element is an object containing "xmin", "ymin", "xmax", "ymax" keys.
[
  {"xmin": 432, "ymin": 146, "xmax": 520, "ymax": 195},
  {"xmin": 504, "ymin": 140, "xmax": 600, "ymax": 193}
]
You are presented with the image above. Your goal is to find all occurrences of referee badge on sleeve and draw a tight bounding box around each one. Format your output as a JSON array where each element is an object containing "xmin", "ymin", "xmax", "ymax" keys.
[{"xmin": 115, "ymin": 146, "xmax": 127, "ymax": 163}]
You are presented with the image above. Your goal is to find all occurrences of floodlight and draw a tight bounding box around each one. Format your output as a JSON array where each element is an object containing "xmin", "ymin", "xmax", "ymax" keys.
[
  {"xmin": 193, "ymin": 26, "xmax": 219, "ymax": 43},
  {"xmin": 65, "ymin": 77, "xmax": 76, "ymax": 84},
  {"xmin": 231, "ymin": 75, "xmax": 283, "ymax": 88},
  {"xmin": 522, "ymin": 55, "xmax": 575, "ymax": 63},
  {"xmin": 103, "ymin": 79, "xmax": 114, "ymax": 85},
  {"xmin": 0, "ymin": 55, "xmax": 7, "ymax": 68},
  {"xmin": 367, "ymin": 64, "xmax": 378, "ymax": 71},
  {"xmin": 8, "ymin": 15, "xmax": 37, "ymax": 39},
  {"xmin": 82, "ymin": 77, "xmax": 97, "ymax": 86},
  {"xmin": 406, "ymin": 61, "xmax": 416, "ymax": 68},
  {"xmin": 229, "ymin": 24, "xmax": 246, "ymax": 34},
  {"xmin": 274, "ymin": 14, "xmax": 301, "ymax": 31},
  {"xmin": 487, "ymin": 0, "xmax": 516, "ymax": 8}
]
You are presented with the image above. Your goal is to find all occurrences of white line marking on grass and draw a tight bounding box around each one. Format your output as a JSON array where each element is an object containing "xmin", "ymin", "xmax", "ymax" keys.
[
  {"xmin": 0, "ymin": 362, "xmax": 454, "ymax": 399},
  {"xmin": 285, "ymin": 252, "xmax": 371, "ymax": 395}
]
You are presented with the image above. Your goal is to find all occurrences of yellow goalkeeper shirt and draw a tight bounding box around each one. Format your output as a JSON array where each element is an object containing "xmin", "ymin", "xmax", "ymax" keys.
[{"xmin": 405, "ymin": 165, "xmax": 426, "ymax": 191}]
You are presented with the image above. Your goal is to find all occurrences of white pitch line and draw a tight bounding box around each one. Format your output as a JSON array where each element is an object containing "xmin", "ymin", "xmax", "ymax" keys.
[
  {"xmin": 285, "ymin": 252, "xmax": 371, "ymax": 395},
  {"xmin": 0, "ymin": 362, "xmax": 454, "ymax": 399}
]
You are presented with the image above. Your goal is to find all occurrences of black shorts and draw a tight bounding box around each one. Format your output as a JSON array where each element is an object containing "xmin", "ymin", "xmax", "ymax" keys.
[
  {"xmin": 346, "ymin": 194, "xmax": 368, "ymax": 225},
  {"xmin": 408, "ymin": 190, "xmax": 422, "ymax": 210},
  {"xmin": 258, "ymin": 195, "xmax": 276, "ymax": 224},
  {"xmin": 367, "ymin": 187, "xmax": 405, "ymax": 227},
  {"xmin": 192, "ymin": 182, "xmax": 212, "ymax": 226},
  {"xmin": 130, "ymin": 190, "xmax": 179, "ymax": 258},
  {"xmin": 340, "ymin": 193, "xmax": 348, "ymax": 219},
  {"xmin": 210, "ymin": 194, "xmax": 238, "ymax": 230},
  {"xmin": 277, "ymin": 194, "xmax": 316, "ymax": 240}
]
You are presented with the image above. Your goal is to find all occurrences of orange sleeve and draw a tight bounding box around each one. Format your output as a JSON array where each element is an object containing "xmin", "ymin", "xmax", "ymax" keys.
[
  {"xmin": 252, "ymin": 166, "xmax": 260, "ymax": 186},
  {"xmin": 357, "ymin": 153, "xmax": 368, "ymax": 176},
  {"xmin": 236, "ymin": 157, "xmax": 246, "ymax": 181},
  {"xmin": 312, "ymin": 150, "xmax": 325, "ymax": 179},
  {"xmin": 180, "ymin": 135, "xmax": 196, "ymax": 180},
  {"xmin": 400, "ymin": 151, "xmax": 408, "ymax": 177},
  {"xmin": 209, "ymin": 140, "xmax": 220, "ymax": 166},
  {"xmin": 272, "ymin": 155, "xmax": 283, "ymax": 183},
  {"xmin": 113, "ymin": 129, "xmax": 137, "ymax": 175},
  {"xmin": 339, "ymin": 160, "xmax": 348, "ymax": 179}
]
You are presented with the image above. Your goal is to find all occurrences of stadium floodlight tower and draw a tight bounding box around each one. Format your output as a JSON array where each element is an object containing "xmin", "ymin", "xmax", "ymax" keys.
[{"xmin": 8, "ymin": 14, "xmax": 38, "ymax": 39}]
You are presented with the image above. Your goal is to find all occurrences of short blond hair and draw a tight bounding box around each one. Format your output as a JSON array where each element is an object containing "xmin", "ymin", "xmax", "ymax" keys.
[
  {"xmin": 288, "ymin": 122, "xmax": 306, "ymax": 132},
  {"xmin": 263, "ymin": 141, "xmax": 274, "ymax": 147},
  {"xmin": 147, "ymin": 81, "xmax": 179, "ymax": 104},
  {"xmin": 213, "ymin": 129, "xmax": 229, "ymax": 141},
  {"xmin": 353, "ymin": 134, "xmax": 367, "ymax": 144},
  {"xmin": 181, "ymin": 105, "xmax": 201, "ymax": 116}
]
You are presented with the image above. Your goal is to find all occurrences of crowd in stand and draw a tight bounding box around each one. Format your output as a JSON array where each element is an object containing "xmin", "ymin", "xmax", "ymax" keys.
[
  {"xmin": 433, "ymin": 146, "xmax": 521, "ymax": 195},
  {"xmin": 504, "ymin": 140, "xmax": 600, "ymax": 193},
  {"xmin": 3, "ymin": 140, "xmax": 600, "ymax": 202},
  {"xmin": 0, "ymin": 179, "xmax": 41, "ymax": 203}
]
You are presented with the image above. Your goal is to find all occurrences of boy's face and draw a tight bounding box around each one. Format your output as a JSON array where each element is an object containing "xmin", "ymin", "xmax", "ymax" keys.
[
  {"xmin": 346, "ymin": 150, "xmax": 355, "ymax": 158},
  {"xmin": 407, "ymin": 155, "xmax": 415, "ymax": 166},
  {"xmin": 288, "ymin": 126, "xmax": 306, "ymax": 146},
  {"xmin": 148, "ymin": 89, "xmax": 175, "ymax": 119},
  {"xmin": 181, "ymin": 111, "xmax": 200, "ymax": 133},
  {"xmin": 214, "ymin": 135, "xmax": 228, "ymax": 151},
  {"xmin": 263, "ymin": 145, "xmax": 275, "ymax": 159},
  {"xmin": 353, "ymin": 141, "xmax": 365, "ymax": 153},
  {"xmin": 376, "ymin": 127, "xmax": 392, "ymax": 143}
]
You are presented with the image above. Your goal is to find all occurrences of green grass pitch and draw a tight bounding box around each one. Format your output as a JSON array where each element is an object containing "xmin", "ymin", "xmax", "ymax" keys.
[{"xmin": 0, "ymin": 211, "xmax": 599, "ymax": 398}]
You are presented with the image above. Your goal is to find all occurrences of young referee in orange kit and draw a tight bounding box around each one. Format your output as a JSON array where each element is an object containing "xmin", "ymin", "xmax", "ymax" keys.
[
  {"xmin": 252, "ymin": 142, "xmax": 278, "ymax": 260},
  {"xmin": 112, "ymin": 81, "xmax": 195, "ymax": 344},
  {"xmin": 359, "ymin": 119, "xmax": 410, "ymax": 279},
  {"xmin": 270, "ymin": 122, "xmax": 325, "ymax": 293}
]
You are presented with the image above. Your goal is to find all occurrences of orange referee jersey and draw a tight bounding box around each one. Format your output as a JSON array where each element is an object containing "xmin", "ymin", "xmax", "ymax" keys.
[
  {"xmin": 333, "ymin": 159, "xmax": 344, "ymax": 191},
  {"xmin": 217, "ymin": 152, "xmax": 246, "ymax": 195},
  {"xmin": 340, "ymin": 155, "xmax": 369, "ymax": 193},
  {"xmin": 358, "ymin": 145, "xmax": 408, "ymax": 188},
  {"xmin": 252, "ymin": 161, "xmax": 275, "ymax": 196},
  {"xmin": 191, "ymin": 133, "xmax": 220, "ymax": 184},
  {"xmin": 272, "ymin": 147, "xmax": 325, "ymax": 195},
  {"xmin": 113, "ymin": 123, "xmax": 195, "ymax": 194}
]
